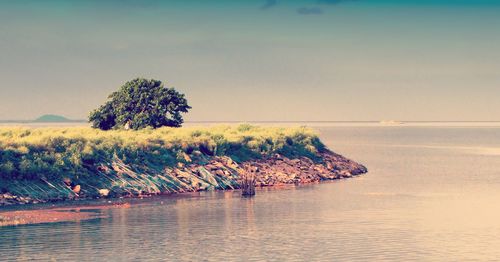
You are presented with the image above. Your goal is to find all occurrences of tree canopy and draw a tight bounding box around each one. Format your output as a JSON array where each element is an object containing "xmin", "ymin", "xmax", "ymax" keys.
[{"xmin": 89, "ymin": 78, "xmax": 191, "ymax": 130}]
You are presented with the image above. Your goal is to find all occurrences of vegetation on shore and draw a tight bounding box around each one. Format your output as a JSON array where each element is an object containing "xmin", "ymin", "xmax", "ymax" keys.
[{"xmin": 0, "ymin": 125, "xmax": 326, "ymax": 197}]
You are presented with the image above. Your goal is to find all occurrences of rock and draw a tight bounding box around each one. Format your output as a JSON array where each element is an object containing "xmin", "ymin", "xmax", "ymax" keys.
[
  {"xmin": 98, "ymin": 189, "xmax": 110, "ymax": 197},
  {"xmin": 72, "ymin": 185, "xmax": 81, "ymax": 194},
  {"xmin": 182, "ymin": 153, "xmax": 192, "ymax": 163},
  {"xmin": 97, "ymin": 165, "xmax": 110, "ymax": 173},
  {"xmin": 215, "ymin": 169, "xmax": 226, "ymax": 177},
  {"xmin": 211, "ymin": 161, "xmax": 223, "ymax": 168},
  {"xmin": 197, "ymin": 167, "xmax": 219, "ymax": 188},
  {"xmin": 191, "ymin": 150, "xmax": 201, "ymax": 156},
  {"xmin": 339, "ymin": 170, "xmax": 352, "ymax": 178},
  {"xmin": 205, "ymin": 164, "xmax": 217, "ymax": 170},
  {"xmin": 63, "ymin": 178, "xmax": 72, "ymax": 186}
]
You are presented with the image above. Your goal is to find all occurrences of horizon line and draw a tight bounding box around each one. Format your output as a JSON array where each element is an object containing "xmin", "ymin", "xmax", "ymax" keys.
[{"xmin": 2, "ymin": 120, "xmax": 500, "ymax": 123}]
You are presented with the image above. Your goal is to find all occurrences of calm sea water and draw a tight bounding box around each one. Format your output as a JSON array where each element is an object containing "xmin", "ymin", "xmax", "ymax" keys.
[{"xmin": 2, "ymin": 125, "xmax": 500, "ymax": 261}]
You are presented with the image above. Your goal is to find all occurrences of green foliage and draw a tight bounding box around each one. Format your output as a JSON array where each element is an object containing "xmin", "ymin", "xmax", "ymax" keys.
[
  {"xmin": 0, "ymin": 125, "xmax": 327, "ymax": 181},
  {"xmin": 89, "ymin": 78, "xmax": 191, "ymax": 130}
]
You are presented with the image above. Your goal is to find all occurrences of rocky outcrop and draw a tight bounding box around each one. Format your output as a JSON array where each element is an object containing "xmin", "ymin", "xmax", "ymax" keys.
[
  {"xmin": 0, "ymin": 151, "xmax": 367, "ymax": 206},
  {"xmin": 243, "ymin": 152, "xmax": 367, "ymax": 186}
]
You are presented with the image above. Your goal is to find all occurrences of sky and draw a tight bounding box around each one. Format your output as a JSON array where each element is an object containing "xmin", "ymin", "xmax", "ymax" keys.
[{"xmin": 0, "ymin": 0, "xmax": 499, "ymax": 121}]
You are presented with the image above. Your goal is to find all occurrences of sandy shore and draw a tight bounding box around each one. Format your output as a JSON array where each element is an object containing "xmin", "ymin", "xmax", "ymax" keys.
[{"xmin": 0, "ymin": 201, "xmax": 131, "ymax": 227}]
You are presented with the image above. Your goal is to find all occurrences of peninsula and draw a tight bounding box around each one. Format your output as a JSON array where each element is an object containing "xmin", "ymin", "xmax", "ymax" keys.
[{"xmin": 0, "ymin": 125, "xmax": 367, "ymax": 206}]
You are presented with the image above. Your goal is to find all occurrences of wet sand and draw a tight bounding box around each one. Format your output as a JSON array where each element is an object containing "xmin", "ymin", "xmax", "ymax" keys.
[{"xmin": 0, "ymin": 202, "xmax": 131, "ymax": 227}]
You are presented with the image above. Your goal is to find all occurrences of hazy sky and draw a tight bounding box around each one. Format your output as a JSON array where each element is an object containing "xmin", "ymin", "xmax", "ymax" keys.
[{"xmin": 1, "ymin": 0, "xmax": 499, "ymax": 121}]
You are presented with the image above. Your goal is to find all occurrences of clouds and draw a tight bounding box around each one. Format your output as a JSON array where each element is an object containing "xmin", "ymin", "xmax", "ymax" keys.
[
  {"xmin": 260, "ymin": 0, "xmax": 356, "ymax": 15},
  {"xmin": 261, "ymin": 0, "xmax": 278, "ymax": 10},
  {"xmin": 297, "ymin": 0, "xmax": 357, "ymax": 15},
  {"xmin": 317, "ymin": 0, "xmax": 353, "ymax": 4}
]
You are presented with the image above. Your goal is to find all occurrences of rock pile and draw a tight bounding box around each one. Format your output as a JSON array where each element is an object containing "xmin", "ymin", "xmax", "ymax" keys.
[
  {"xmin": 0, "ymin": 150, "xmax": 367, "ymax": 206},
  {"xmin": 243, "ymin": 152, "xmax": 367, "ymax": 186}
]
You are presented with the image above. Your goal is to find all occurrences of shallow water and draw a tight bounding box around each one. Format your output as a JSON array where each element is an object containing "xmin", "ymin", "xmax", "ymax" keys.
[{"xmin": 2, "ymin": 125, "xmax": 500, "ymax": 261}]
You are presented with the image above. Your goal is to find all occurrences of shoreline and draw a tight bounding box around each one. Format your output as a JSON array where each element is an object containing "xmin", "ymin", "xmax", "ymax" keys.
[
  {"xmin": 0, "ymin": 151, "xmax": 367, "ymax": 226},
  {"xmin": 0, "ymin": 179, "xmax": 357, "ymax": 227},
  {"xmin": 0, "ymin": 150, "xmax": 367, "ymax": 207},
  {"xmin": 0, "ymin": 125, "xmax": 368, "ymax": 227}
]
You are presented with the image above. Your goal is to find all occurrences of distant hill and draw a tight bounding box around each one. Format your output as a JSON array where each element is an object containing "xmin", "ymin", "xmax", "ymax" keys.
[{"xmin": 34, "ymin": 114, "xmax": 72, "ymax": 123}]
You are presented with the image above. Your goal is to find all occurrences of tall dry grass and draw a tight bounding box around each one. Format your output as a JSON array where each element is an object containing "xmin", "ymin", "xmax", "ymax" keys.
[{"xmin": 0, "ymin": 124, "xmax": 325, "ymax": 182}]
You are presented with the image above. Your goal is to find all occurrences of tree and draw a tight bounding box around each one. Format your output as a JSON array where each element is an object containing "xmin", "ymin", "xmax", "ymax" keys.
[{"xmin": 89, "ymin": 78, "xmax": 191, "ymax": 130}]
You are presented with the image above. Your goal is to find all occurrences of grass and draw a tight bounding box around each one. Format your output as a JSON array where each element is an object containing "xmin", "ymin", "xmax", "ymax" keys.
[{"xmin": 0, "ymin": 124, "xmax": 326, "ymax": 185}]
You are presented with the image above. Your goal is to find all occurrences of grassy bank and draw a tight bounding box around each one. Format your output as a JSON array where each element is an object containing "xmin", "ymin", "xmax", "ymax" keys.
[{"xmin": 0, "ymin": 125, "xmax": 328, "ymax": 201}]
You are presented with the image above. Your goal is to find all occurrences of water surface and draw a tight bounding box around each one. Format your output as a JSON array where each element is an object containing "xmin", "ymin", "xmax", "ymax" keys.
[{"xmin": 2, "ymin": 125, "xmax": 500, "ymax": 261}]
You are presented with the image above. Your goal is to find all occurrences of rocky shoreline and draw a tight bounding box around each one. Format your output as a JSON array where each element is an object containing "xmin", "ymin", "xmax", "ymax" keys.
[{"xmin": 0, "ymin": 150, "xmax": 367, "ymax": 207}]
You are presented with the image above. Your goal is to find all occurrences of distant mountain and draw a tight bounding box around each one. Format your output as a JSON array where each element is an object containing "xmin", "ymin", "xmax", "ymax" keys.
[{"xmin": 34, "ymin": 114, "xmax": 72, "ymax": 123}]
